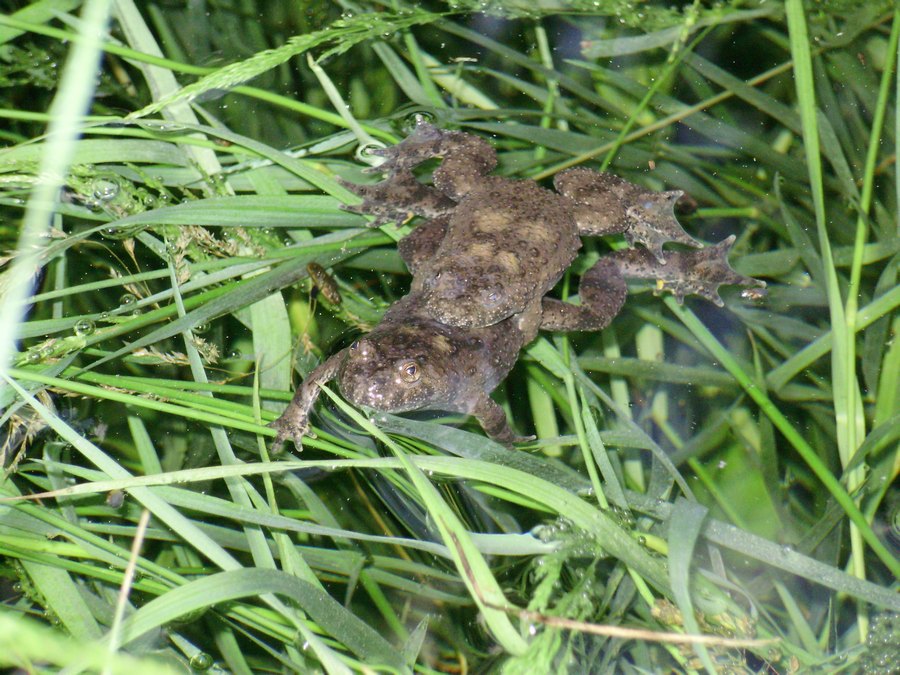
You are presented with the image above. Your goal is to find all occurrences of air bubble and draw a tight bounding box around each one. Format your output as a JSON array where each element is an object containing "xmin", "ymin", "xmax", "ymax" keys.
[{"xmin": 356, "ymin": 141, "xmax": 386, "ymax": 162}]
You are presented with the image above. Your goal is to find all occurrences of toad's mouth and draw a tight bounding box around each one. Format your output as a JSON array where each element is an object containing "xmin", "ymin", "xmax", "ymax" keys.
[{"xmin": 338, "ymin": 365, "xmax": 431, "ymax": 414}]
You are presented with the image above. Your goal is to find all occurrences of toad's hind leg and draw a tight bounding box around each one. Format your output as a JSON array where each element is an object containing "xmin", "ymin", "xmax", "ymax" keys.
[
  {"xmin": 541, "ymin": 236, "xmax": 765, "ymax": 332},
  {"xmin": 368, "ymin": 120, "xmax": 497, "ymax": 200},
  {"xmin": 540, "ymin": 259, "xmax": 627, "ymax": 332},
  {"xmin": 554, "ymin": 168, "xmax": 702, "ymax": 262}
]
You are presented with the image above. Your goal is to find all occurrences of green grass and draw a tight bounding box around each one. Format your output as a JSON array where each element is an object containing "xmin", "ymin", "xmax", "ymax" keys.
[{"xmin": 1, "ymin": 1, "xmax": 898, "ymax": 673}]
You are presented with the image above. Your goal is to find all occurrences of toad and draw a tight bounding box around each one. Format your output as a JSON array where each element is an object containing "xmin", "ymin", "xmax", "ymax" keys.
[{"xmin": 269, "ymin": 122, "xmax": 764, "ymax": 448}]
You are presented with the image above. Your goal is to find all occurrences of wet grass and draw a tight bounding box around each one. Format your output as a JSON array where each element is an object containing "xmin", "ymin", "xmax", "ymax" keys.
[{"xmin": 0, "ymin": 1, "xmax": 898, "ymax": 673}]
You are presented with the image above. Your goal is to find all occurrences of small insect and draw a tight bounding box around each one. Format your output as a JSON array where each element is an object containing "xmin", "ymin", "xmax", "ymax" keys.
[{"xmin": 307, "ymin": 263, "xmax": 342, "ymax": 305}]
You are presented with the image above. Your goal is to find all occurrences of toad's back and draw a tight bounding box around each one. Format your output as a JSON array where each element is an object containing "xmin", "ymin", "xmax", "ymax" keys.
[{"xmin": 414, "ymin": 177, "xmax": 581, "ymax": 330}]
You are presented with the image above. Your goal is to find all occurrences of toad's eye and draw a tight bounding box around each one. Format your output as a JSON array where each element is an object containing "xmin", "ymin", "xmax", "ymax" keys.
[
  {"xmin": 400, "ymin": 361, "xmax": 420, "ymax": 382},
  {"xmin": 350, "ymin": 341, "xmax": 359, "ymax": 351}
]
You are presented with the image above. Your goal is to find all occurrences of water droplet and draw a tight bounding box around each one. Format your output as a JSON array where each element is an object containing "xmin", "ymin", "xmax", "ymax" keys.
[
  {"xmin": 157, "ymin": 122, "xmax": 186, "ymax": 132},
  {"xmin": 118, "ymin": 293, "xmax": 136, "ymax": 307},
  {"xmin": 193, "ymin": 322, "xmax": 210, "ymax": 334},
  {"xmin": 189, "ymin": 652, "xmax": 214, "ymax": 670},
  {"xmin": 74, "ymin": 319, "xmax": 95, "ymax": 337},
  {"xmin": 405, "ymin": 110, "xmax": 435, "ymax": 130},
  {"xmin": 91, "ymin": 178, "xmax": 120, "ymax": 202}
]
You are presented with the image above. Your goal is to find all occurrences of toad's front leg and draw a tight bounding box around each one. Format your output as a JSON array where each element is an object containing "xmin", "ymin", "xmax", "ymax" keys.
[
  {"xmin": 541, "ymin": 236, "xmax": 765, "ymax": 333},
  {"xmin": 269, "ymin": 351, "xmax": 346, "ymax": 452},
  {"xmin": 339, "ymin": 170, "xmax": 456, "ymax": 227},
  {"xmin": 470, "ymin": 391, "xmax": 535, "ymax": 447}
]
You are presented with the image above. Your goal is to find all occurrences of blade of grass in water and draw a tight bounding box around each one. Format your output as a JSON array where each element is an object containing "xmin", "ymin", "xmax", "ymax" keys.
[
  {"xmin": 786, "ymin": 2, "xmax": 881, "ymax": 644},
  {"xmin": 0, "ymin": 0, "xmax": 113, "ymax": 376}
]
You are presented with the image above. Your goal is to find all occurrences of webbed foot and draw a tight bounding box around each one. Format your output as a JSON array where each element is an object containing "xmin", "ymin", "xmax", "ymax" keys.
[
  {"xmin": 555, "ymin": 168, "xmax": 702, "ymax": 261},
  {"xmin": 653, "ymin": 235, "xmax": 765, "ymax": 305},
  {"xmin": 361, "ymin": 120, "xmax": 497, "ymax": 200},
  {"xmin": 611, "ymin": 235, "xmax": 765, "ymax": 306},
  {"xmin": 364, "ymin": 120, "xmax": 496, "ymax": 178}
]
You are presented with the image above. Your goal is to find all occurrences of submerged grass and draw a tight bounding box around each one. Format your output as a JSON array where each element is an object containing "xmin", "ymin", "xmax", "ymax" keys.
[{"xmin": 1, "ymin": 1, "xmax": 898, "ymax": 673}]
